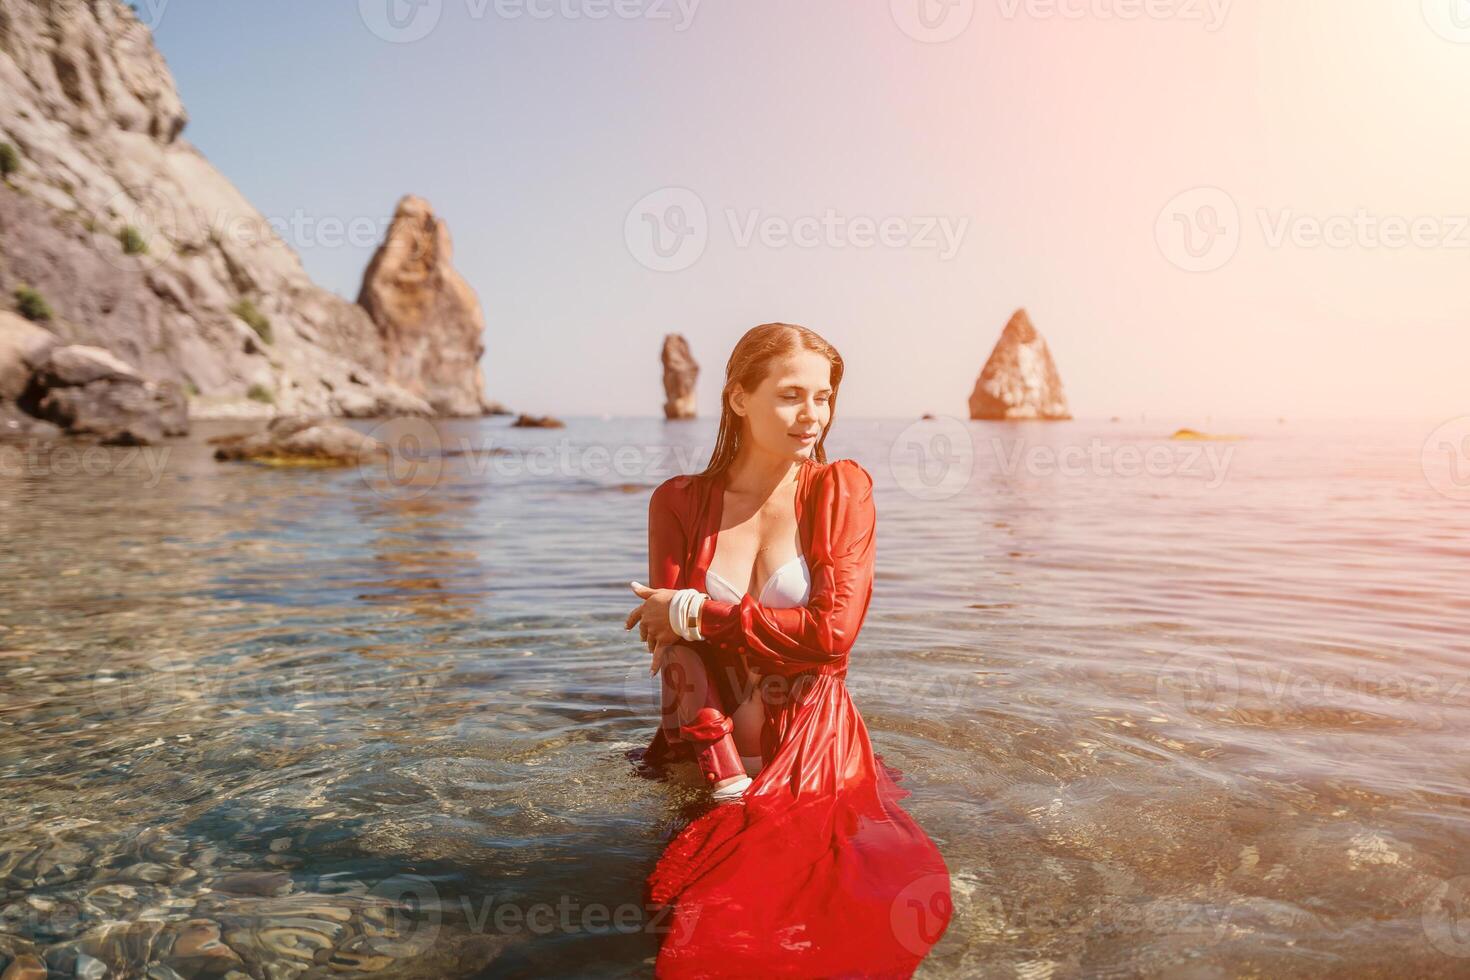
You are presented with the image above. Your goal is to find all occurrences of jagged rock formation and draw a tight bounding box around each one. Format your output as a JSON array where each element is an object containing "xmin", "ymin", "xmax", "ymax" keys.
[
  {"xmin": 661, "ymin": 334, "xmax": 698, "ymax": 419},
  {"xmin": 357, "ymin": 196, "xmax": 491, "ymax": 417},
  {"xmin": 968, "ymin": 309, "xmax": 1071, "ymax": 421},
  {"xmin": 0, "ymin": 0, "xmax": 491, "ymax": 420}
]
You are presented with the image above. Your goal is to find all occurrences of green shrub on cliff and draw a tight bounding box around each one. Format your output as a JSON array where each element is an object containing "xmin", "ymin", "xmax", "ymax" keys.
[
  {"xmin": 119, "ymin": 225, "xmax": 148, "ymax": 255},
  {"xmin": 14, "ymin": 285, "xmax": 52, "ymax": 322},
  {"xmin": 232, "ymin": 299, "xmax": 273, "ymax": 345},
  {"xmin": 0, "ymin": 143, "xmax": 19, "ymax": 180},
  {"xmin": 247, "ymin": 384, "xmax": 274, "ymax": 404}
]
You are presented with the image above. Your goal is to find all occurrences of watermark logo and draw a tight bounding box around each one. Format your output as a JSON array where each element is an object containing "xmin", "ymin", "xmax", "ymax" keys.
[
  {"xmin": 889, "ymin": 872, "xmax": 955, "ymax": 956},
  {"xmin": 360, "ymin": 0, "xmax": 445, "ymax": 43},
  {"xmin": 364, "ymin": 874, "xmax": 443, "ymax": 956},
  {"xmin": 89, "ymin": 649, "xmax": 189, "ymax": 720},
  {"xmin": 626, "ymin": 187, "xmax": 709, "ymax": 272},
  {"xmin": 1155, "ymin": 646, "xmax": 1240, "ymax": 711},
  {"xmin": 100, "ymin": 186, "xmax": 184, "ymax": 272},
  {"xmin": 1423, "ymin": 0, "xmax": 1470, "ymax": 43},
  {"xmin": 727, "ymin": 209, "xmax": 969, "ymax": 259},
  {"xmin": 888, "ymin": 415, "xmax": 974, "ymax": 501},
  {"xmin": 1159, "ymin": 188, "xmax": 1470, "ymax": 272},
  {"xmin": 626, "ymin": 188, "xmax": 970, "ymax": 270},
  {"xmin": 991, "ymin": 435, "xmax": 1236, "ymax": 488},
  {"xmin": 891, "ymin": 0, "xmax": 976, "ymax": 43},
  {"xmin": 1156, "ymin": 187, "xmax": 1240, "ymax": 273},
  {"xmin": 129, "ymin": 0, "xmax": 172, "ymax": 30},
  {"xmin": 360, "ymin": 416, "xmax": 448, "ymax": 501},
  {"xmin": 0, "ymin": 441, "xmax": 171, "ymax": 488},
  {"xmin": 996, "ymin": 0, "xmax": 1232, "ymax": 31},
  {"xmin": 1422, "ymin": 416, "xmax": 1470, "ymax": 501},
  {"xmin": 1423, "ymin": 874, "xmax": 1470, "ymax": 957}
]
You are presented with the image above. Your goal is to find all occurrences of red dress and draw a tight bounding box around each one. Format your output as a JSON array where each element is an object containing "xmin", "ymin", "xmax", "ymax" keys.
[{"xmin": 638, "ymin": 457, "xmax": 954, "ymax": 978}]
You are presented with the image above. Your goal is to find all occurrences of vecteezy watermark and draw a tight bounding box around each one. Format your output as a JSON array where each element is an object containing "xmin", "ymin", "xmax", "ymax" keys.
[
  {"xmin": 727, "ymin": 209, "xmax": 969, "ymax": 261},
  {"xmin": 1423, "ymin": 874, "xmax": 1470, "ymax": 958},
  {"xmin": 85, "ymin": 652, "xmax": 445, "ymax": 728},
  {"xmin": 889, "ymin": 872, "xmax": 955, "ymax": 957},
  {"xmin": 888, "ymin": 415, "xmax": 975, "ymax": 502},
  {"xmin": 356, "ymin": 421, "xmax": 722, "ymax": 499},
  {"xmin": 1422, "ymin": 0, "xmax": 1470, "ymax": 44},
  {"xmin": 0, "ymin": 440, "xmax": 172, "ymax": 488},
  {"xmin": 359, "ymin": 0, "xmax": 701, "ymax": 43},
  {"xmin": 625, "ymin": 651, "xmax": 984, "ymax": 722},
  {"xmin": 991, "ymin": 436, "xmax": 1236, "ymax": 488},
  {"xmin": 126, "ymin": 0, "xmax": 172, "ymax": 30},
  {"xmin": 1157, "ymin": 187, "xmax": 1470, "ymax": 272},
  {"xmin": 1421, "ymin": 416, "xmax": 1470, "ymax": 502},
  {"xmin": 996, "ymin": 0, "xmax": 1232, "ymax": 31},
  {"xmin": 625, "ymin": 188, "xmax": 970, "ymax": 271},
  {"xmin": 1155, "ymin": 187, "xmax": 1241, "ymax": 273},
  {"xmin": 1155, "ymin": 647, "xmax": 1241, "ymax": 711},
  {"xmin": 625, "ymin": 188, "xmax": 708, "ymax": 273},
  {"xmin": 1155, "ymin": 648, "xmax": 1467, "ymax": 716},
  {"xmin": 891, "ymin": 0, "xmax": 977, "ymax": 43}
]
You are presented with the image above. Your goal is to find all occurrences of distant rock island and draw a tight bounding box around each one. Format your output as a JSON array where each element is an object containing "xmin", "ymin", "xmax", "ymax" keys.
[
  {"xmin": 968, "ymin": 308, "xmax": 1071, "ymax": 421},
  {"xmin": 0, "ymin": 0, "xmax": 502, "ymax": 428},
  {"xmin": 661, "ymin": 334, "xmax": 698, "ymax": 419}
]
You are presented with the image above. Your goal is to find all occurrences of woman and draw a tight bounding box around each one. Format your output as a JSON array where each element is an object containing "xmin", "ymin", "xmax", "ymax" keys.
[{"xmin": 624, "ymin": 323, "xmax": 953, "ymax": 978}]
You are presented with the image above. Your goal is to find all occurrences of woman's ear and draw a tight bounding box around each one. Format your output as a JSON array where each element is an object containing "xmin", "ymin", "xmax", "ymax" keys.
[{"xmin": 727, "ymin": 383, "xmax": 746, "ymax": 418}]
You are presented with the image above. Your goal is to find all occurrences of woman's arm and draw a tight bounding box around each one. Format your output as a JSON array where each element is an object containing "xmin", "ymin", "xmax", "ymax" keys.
[
  {"xmin": 648, "ymin": 477, "xmax": 688, "ymax": 592},
  {"xmin": 697, "ymin": 459, "xmax": 876, "ymax": 674}
]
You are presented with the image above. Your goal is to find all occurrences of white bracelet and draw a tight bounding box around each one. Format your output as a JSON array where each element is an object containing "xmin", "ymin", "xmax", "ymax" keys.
[{"xmin": 668, "ymin": 588, "xmax": 707, "ymax": 642}]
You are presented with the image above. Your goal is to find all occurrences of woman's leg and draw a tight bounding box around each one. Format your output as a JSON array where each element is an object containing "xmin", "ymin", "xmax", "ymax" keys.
[
  {"xmin": 659, "ymin": 644, "xmax": 747, "ymax": 792},
  {"xmin": 730, "ymin": 665, "xmax": 765, "ymax": 773}
]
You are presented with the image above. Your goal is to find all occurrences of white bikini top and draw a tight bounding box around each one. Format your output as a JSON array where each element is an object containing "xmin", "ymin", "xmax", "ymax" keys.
[{"xmin": 705, "ymin": 554, "xmax": 811, "ymax": 608}]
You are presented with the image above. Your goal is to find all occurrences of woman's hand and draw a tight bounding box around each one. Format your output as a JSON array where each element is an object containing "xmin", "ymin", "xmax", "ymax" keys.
[{"xmin": 626, "ymin": 581, "xmax": 681, "ymax": 670}]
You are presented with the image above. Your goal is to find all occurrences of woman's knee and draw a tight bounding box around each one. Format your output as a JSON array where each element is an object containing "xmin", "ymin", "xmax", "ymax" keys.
[
  {"xmin": 659, "ymin": 644, "xmax": 718, "ymax": 720},
  {"xmin": 731, "ymin": 695, "xmax": 764, "ymax": 755}
]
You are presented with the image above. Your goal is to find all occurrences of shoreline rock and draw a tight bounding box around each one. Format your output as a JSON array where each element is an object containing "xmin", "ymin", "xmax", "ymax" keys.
[{"xmin": 15, "ymin": 343, "xmax": 187, "ymax": 444}]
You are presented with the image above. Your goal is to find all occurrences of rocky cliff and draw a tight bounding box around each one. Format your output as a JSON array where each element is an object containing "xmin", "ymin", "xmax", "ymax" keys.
[
  {"xmin": 968, "ymin": 308, "xmax": 1071, "ymax": 420},
  {"xmin": 0, "ymin": 0, "xmax": 493, "ymax": 420}
]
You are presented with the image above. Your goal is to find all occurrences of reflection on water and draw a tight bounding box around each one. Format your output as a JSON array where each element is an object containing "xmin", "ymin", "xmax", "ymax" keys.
[{"xmin": 2, "ymin": 416, "xmax": 1469, "ymax": 977}]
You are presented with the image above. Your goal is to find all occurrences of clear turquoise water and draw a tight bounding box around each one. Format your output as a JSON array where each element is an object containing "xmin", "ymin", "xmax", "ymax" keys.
[{"xmin": 2, "ymin": 415, "xmax": 1468, "ymax": 977}]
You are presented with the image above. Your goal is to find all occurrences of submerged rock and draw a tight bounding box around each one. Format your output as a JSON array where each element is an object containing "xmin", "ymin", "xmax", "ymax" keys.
[
  {"xmin": 1170, "ymin": 428, "xmax": 1242, "ymax": 441},
  {"xmin": 968, "ymin": 309, "xmax": 1071, "ymax": 421},
  {"xmin": 661, "ymin": 334, "xmax": 698, "ymax": 419},
  {"xmin": 211, "ymin": 415, "xmax": 387, "ymax": 466},
  {"xmin": 511, "ymin": 414, "xmax": 564, "ymax": 428}
]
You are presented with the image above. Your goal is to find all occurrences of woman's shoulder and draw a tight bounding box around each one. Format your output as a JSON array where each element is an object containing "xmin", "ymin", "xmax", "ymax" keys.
[
  {"xmin": 650, "ymin": 471, "xmax": 705, "ymax": 514},
  {"xmin": 815, "ymin": 457, "xmax": 873, "ymax": 492}
]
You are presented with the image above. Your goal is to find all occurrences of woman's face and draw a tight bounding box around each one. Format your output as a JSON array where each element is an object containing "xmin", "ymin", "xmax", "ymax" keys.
[{"xmin": 729, "ymin": 350, "xmax": 833, "ymax": 462}]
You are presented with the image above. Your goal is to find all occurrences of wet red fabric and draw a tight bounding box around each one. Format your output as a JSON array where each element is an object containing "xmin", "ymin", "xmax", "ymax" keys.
[{"xmin": 639, "ymin": 458, "xmax": 953, "ymax": 978}]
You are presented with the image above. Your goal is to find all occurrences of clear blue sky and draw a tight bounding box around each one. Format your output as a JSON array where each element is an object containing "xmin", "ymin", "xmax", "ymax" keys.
[{"xmin": 147, "ymin": 0, "xmax": 1468, "ymax": 421}]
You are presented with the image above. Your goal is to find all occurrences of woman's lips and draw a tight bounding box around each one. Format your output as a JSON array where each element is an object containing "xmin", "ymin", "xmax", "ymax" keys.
[{"xmin": 792, "ymin": 433, "xmax": 818, "ymax": 442}]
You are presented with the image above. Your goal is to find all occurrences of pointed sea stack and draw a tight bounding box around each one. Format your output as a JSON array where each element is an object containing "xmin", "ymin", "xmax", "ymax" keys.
[
  {"xmin": 968, "ymin": 309, "xmax": 1071, "ymax": 420},
  {"xmin": 358, "ymin": 195, "xmax": 491, "ymax": 417},
  {"xmin": 661, "ymin": 334, "xmax": 698, "ymax": 419}
]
